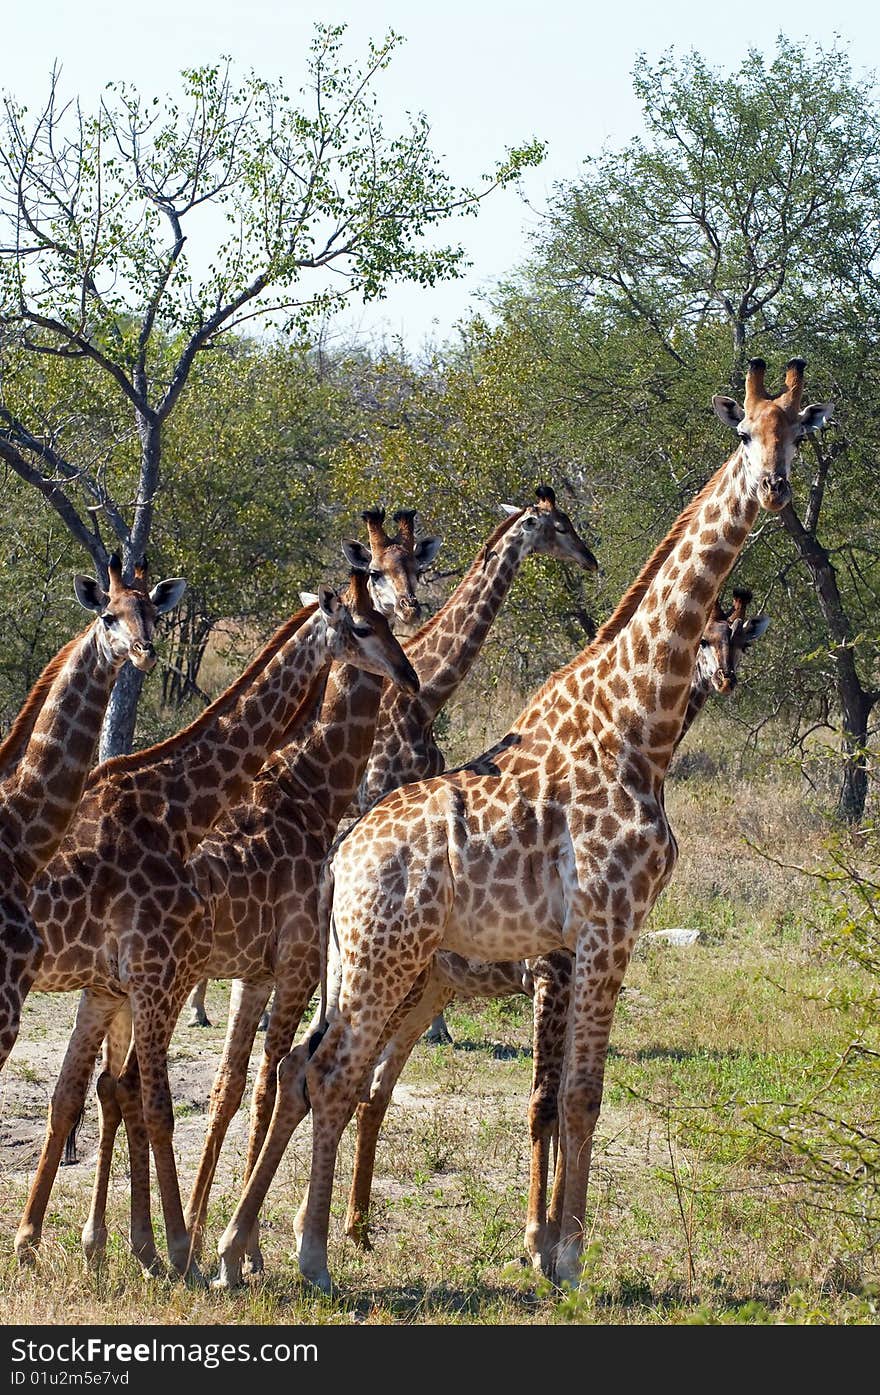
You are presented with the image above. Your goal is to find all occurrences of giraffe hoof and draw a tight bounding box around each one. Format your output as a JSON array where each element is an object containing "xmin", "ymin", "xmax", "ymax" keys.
[
  {"xmin": 14, "ymin": 1228, "xmax": 39, "ymax": 1268},
  {"xmin": 181, "ymin": 1260, "xmax": 207, "ymax": 1289},
  {"xmin": 212, "ymin": 1257, "xmax": 244, "ymax": 1291},
  {"xmin": 424, "ymin": 1025, "xmax": 453, "ymax": 1046},
  {"xmin": 81, "ymin": 1226, "xmax": 108, "ymax": 1268},
  {"xmin": 345, "ymin": 1219, "xmax": 373, "ymax": 1252},
  {"xmin": 301, "ymin": 1268, "xmax": 334, "ymax": 1296},
  {"xmin": 187, "ymin": 1011, "xmax": 211, "ymax": 1028}
]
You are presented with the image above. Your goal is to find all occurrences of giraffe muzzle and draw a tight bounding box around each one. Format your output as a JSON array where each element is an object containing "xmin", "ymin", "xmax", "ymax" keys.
[
  {"xmin": 759, "ymin": 475, "xmax": 791, "ymax": 511},
  {"xmin": 398, "ymin": 595, "xmax": 422, "ymax": 622},
  {"xmin": 130, "ymin": 642, "xmax": 158, "ymax": 673}
]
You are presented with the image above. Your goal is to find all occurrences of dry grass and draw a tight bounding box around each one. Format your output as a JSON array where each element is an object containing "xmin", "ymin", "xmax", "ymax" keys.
[{"xmin": 0, "ymin": 722, "xmax": 877, "ymax": 1326}]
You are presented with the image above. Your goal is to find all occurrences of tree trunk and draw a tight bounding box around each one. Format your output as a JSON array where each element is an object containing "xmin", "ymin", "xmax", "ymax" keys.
[
  {"xmin": 99, "ymin": 662, "xmax": 146, "ymax": 762},
  {"xmin": 836, "ymin": 687, "xmax": 872, "ymax": 826},
  {"xmin": 98, "ymin": 413, "xmax": 161, "ymax": 760},
  {"xmin": 779, "ymin": 502, "xmax": 876, "ymax": 824}
]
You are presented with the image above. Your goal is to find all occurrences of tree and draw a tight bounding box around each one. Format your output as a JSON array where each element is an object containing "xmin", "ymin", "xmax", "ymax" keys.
[
  {"xmin": 0, "ymin": 24, "xmax": 543, "ymax": 755},
  {"xmin": 488, "ymin": 37, "xmax": 880, "ymax": 820}
]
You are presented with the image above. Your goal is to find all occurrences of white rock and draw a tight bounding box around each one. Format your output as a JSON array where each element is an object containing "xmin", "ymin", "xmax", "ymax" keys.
[{"xmin": 643, "ymin": 927, "xmax": 702, "ymax": 946}]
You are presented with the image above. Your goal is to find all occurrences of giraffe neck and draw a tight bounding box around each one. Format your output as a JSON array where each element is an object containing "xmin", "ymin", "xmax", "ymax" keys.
[
  {"xmin": 581, "ymin": 449, "xmax": 758, "ymax": 778},
  {"xmin": 399, "ymin": 514, "xmax": 528, "ymax": 720},
  {"xmin": 262, "ymin": 663, "xmax": 384, "ymax": 834},
  {"xmin": 0, "ymin": 633, "xmax": 82, "ymax": 783},
  {"xmin": 0, "ymin": 626, "xmax": 119, "ymax": 884},
  {"xmin": 132, "ymin": 610, "xmax": 332, "ymax": 856},
  {"xmin": 678, "ymin": 654, "xmax": 714, "ymax": 745}
]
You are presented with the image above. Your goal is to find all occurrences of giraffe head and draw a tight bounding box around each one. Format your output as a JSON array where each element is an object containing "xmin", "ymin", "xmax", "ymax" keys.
[
  {"xmin": 341, "ymin": 507, "xmax": 440, "ymax": 625},
  {"xmin": 697, "ymin": 588, "xmax": 770, "ymax": 695},
  {"xmin": 306, "ymin": 568, "xmax": 420, "ymax": 693},
  {"xmin": 713, "ymin": 357, "xmax": 834, "ymax": 512},
  {"xmin": 499, "ymin": 485, "xmax": 598, "ymax": 570},
  {"xmin": 72, "ymin": 553, "xmax": 186, "ymax": 673}
]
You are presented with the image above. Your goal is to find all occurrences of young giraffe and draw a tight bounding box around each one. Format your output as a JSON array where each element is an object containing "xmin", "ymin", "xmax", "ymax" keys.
[
  {"xmin": 0, "ymin": 556, "xmax": 185, "ymax": 1076},
  {"xmin": 13, "ymin": 567, "xmax": 419, "ymax": 1280},
  {"xmin": 82, "ymin": 489, "xmax": 592, "ymax": 1273},
  {"xmin": 183, "ymin": 507, "xmax": 438, "ymax": 1028},
  {"xmin": 213, "ymin": 357, "xmax": 832, "ymax": 1291},
  {"xmin": 341, "ymin": 590, "xmax": 770, "ymax": 1258},
  {"xmin": 75, "ymin": 508, "xmax": 437, "ymax": 1269}
]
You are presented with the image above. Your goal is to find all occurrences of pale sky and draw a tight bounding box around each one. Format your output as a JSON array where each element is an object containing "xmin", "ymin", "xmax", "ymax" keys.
[{"xmin": 5, "ymin": 0, "xmax": 880, "ymax": 353}]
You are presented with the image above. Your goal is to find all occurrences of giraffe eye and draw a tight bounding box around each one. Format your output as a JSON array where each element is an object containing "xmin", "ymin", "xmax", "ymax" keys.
[
  {"xmin": 102, "ymin": 614, "xmax": 117, "ymax": 627},
  {"xmin": 738, "ymin": 430, "xmax": 752, "ymax": 445},
  {"xmin": 351, "ymin": 624, "xmax": 372, "ymax": 638}
]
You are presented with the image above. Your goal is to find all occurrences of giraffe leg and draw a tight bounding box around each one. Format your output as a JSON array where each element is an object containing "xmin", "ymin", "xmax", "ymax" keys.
[
  {"xmin": 15, "ymin": 988, "xmax": 121, "ymax": 1264},
  {"xmin": 79, "ymin": 998, "xmax": 161, "ymax": 1276},
  {"xmin": 128, "ymin": 983, "xmax": 201, "ymax": 1282},
  {"xmin": 114, "ymin": 1045, "xmax": 162, "ymax": 1273},
  {"xmin": 345, "ymin": 975, "xmax": 454, "ymax": 1248},
  {"xmin": 215, "ymin": 969, "xmax": 418, "ymax": 1286},
  {"xmin": 295, "ymin": 1013, "xmax": 398, "ymax": 1293},
  {"xmin": 525, "ymin": 951, "xmax": 571, "ymax": 1275},
  {"xmin": 214, "ymin": 1035, "xmax": 314, "ymax": 1289},
  {"xmin": 294, "ymin": 951, "xmax": 438, "ymax": 1293},
  {"xmin": 237, "ymin": 971, "xmax": 317, "ymax": 1276},
  {"xmin": 185, "ymin": 980, "xmax": 211, "ymax": 1028},
  {"xmin": 80, "ymin": 1001, "xmax": 136, "ymax": 1267},
  {"xmin": 185, "ymin": 979, "xmax": 271, "ymax": 1261},
  {"xmin": 552, "ymin": 938, "xmax": 630, "ymax": 1288}
]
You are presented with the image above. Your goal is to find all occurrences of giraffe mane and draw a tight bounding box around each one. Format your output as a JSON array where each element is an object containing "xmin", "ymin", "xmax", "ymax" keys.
[
  {"xmin": 403, "ymin": 509, "xmax": 523, "ymax": 651},
  {"xmin": 89, "ymin": 603, "xmax": 318, "ymax": 785},
  {"xmin": 0, "ymin": 630, "xmax": 87, "ymax": 783}
]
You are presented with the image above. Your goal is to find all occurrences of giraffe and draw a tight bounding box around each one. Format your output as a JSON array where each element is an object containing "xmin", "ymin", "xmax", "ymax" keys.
[
  {"xmin": 12, "ymin": 565, "xmax": 419, "ymax": 1280},
  {"xmin": 0, "ymin": 555, "xmax": 185, "ymax": 1076},
  {"xmin": 212, "ymin": 356, "xmax": 832, "ymax": 1292},
  {"xmin": 182, "ymin": 506, "xmax": 439, "ymax": 1029},
  {"xmin": 83, "ymin": 487, "xmax": 593, "ymax": 1275},
  {"xmin": 360, "ymin": 484, "xmax": 596, "ymax": 1046},
  {"xmin": 340, "ymin": 589, "xmax": 770, "ymax": 1257},
  {"xmin": 73, "ymin": 506, "xmax": 438, "ymax": 1269}
]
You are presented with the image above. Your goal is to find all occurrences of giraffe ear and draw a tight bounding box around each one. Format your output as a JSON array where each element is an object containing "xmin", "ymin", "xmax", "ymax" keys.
[
  {"xmin": 713, "ymin": 396, "xmax": 745, "ymax": 429},
  {"xmin": 316, "ymin": 584, "xmax": 343, "ymax": 621},
  {"xmin": 149, "ymin": 577, "xmax": 186, "ymax": 614},
  {"xmin": 73, "ymin": 574, "xmax": 108, "ymax": 613},
  {"xmin": 741, "ymin": 614, "xmax": 770, "ymax": 644},
  {"xmin": 414, "ymin": 535, "xmax": 441, "ymax": 570},
  {"xmin": 797, "ymin": 402, "xmax": 834, "ymax": 435},
  {"xmin": 299, "ymin": 591, "xmax": 319, "ymax": 608},
  {"xmin": 341, "ymin": 539, "xmax": 372, "ymax": 571},
  {"xmin": 498, "ymin": 503, "xmax": 521, "ymax": 517}
]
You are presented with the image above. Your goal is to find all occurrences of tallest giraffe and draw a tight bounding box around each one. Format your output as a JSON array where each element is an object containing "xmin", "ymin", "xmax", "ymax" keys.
[{"xmin": 213, "ymin": 356, "xmax": 834, "ymax": 1292}]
